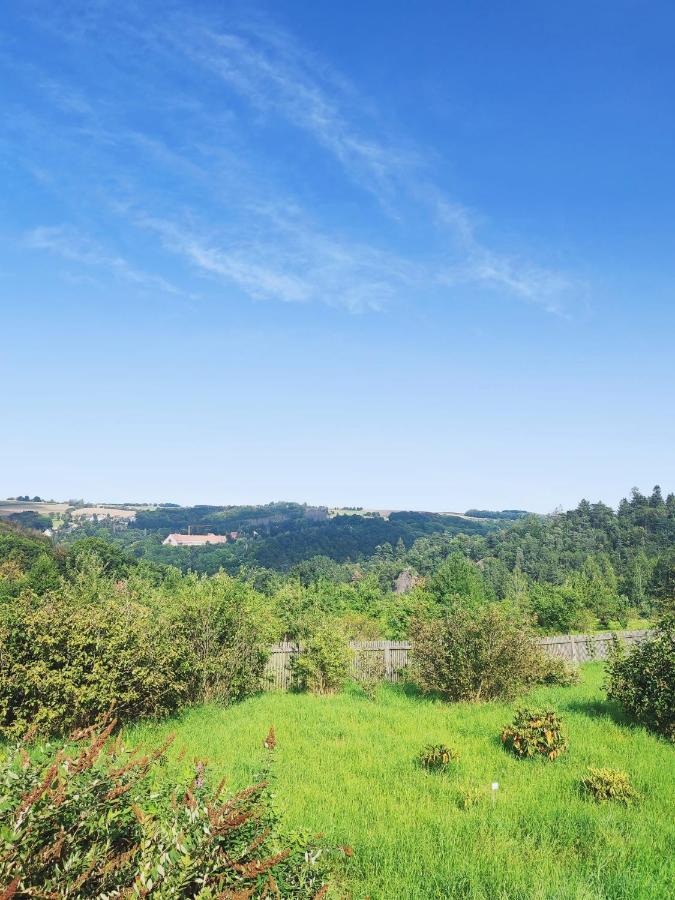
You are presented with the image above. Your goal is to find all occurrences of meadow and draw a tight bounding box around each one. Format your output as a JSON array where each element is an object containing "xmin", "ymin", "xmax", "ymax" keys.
[{"xmin": 127, "ymin": 664, "xmax": 675, "ymax": 900}]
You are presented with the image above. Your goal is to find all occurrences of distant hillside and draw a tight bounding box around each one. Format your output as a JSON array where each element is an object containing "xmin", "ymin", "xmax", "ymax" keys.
[
  {"xmin": 54, "ymin": 501, "xmax": 506, "ymax": 573},
  {"xmin": 129, "ymin": 501, "xmax": 328, "ymax": 535}
]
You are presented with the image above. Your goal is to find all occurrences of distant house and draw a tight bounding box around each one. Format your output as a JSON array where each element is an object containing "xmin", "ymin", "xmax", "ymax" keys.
[{"xmin": 163, "ymin": 533, "xmax": 228, "ymax": 547}]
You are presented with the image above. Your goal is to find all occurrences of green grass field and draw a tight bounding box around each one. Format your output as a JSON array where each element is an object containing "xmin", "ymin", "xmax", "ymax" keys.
[{"xmin": 127, "ymin": 665, "xmax": 674, "ymax": 899}]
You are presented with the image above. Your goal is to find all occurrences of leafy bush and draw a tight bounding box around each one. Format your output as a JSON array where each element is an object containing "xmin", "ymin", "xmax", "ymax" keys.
[
  {"xmin": 419, "ymin": 744, "xmax": 459, "ymax": 772},
  {"xmin": 581, "ymin": 767, "xmax": 640, "ymax": 804},
  {"xmin": 67, "ymin": 536, "xmax": 135, "ymax": 580},
  {"xmin": 352, "ymin": 649, "xmax": 385, "ymax": 700},
  {"xmin": 0, "ymin": 557, "xmax": 276, "ymax": 738},
  {"xmin": 290, "ymin": 619, "xmax": 352, "ymax": 695},
  {"xmin": 409, "ymin": 604, "xmax": 547, "ymax": 702},
  {"xmin": 0, "ymin": 559, "xmax": 195, "ymax": 739},
  {"xmin": 0, "ymin": 721, "xmax": 336, "ymax": 897},
  {"xmin": 162, "ymin": 570, "xmax": 276, "ymax": 704},
  {"xmin": 607, "ymin": 608, "xmax": 675, "ymax": 739},
  {"xmin": 533, "ymin": 653, "xmax": 580, "ymax": 687},
  {"xmin": 501, "ymin": 709, "xmax": 568, "ymax": 760}
]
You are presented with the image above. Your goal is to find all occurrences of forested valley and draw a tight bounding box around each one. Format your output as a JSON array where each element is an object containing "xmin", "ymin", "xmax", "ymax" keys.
[{"xmin": 4, "ymin": 485, "xmax": 674, "ymax": 639}]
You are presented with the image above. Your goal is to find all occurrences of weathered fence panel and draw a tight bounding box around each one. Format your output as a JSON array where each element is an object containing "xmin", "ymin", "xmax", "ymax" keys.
[
  {"xmin": 262, "ymin": 630, "xmax": 649, "ymax": 691},
  {"xmin": 535, "ymin": 629, "xmax": 648, "ymax": 663}
]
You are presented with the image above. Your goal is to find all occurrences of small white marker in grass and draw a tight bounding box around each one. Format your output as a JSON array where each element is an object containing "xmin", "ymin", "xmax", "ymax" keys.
[{"xmin": 491, "ymin": 782, "xmax": 499, "ymax": 807}]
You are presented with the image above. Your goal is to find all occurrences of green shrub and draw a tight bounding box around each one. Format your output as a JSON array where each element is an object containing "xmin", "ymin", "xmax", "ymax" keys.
[
  {"xmin": 419, "ymin": 744, "xmax": 459, "ymax": 772},
  {"xmin": 409, "ymin": 604, "xmax": 547, "ymax": 702},
  {"xmin": 0, "ymin": 721, "xmax": 335, "ymax": 897},
  {"xmin": 607, "ymin": 608, "xmax": 675, "ymax": 739},
  {"xmin": 67, "ymin": 536, "xmax": 135, "ymax": 580},
  {"xmin": 581, "ymin": 767, "xmax": 640, "ymax": 804},
  {"xmin": 534, "ymin": 653, "xmax": 580, "ymax": 687},
  {"xmin": 290, "ymin": 619, "xmax": 352, "ymax": 695},
  {"xmin": 352, "ymin": 649, "xmax": 385, "ymax": 700},
  {"xmin": 0, "ymin": 560, "xmax": 195, "ymax": 739},
  {"xmin": 527, "ymin": 581, "xmax": 586, "ymax": 633},
  {"xmin": 0, "ymin": 559, "xmax": 276, "ymax": 738},
  {"xmin": 501, "ymin": 709, "xmax": 568, "ymax": 760},
  {"xmin": 162, "ymin": 570, "xmax": 275, "ymax": 704}
]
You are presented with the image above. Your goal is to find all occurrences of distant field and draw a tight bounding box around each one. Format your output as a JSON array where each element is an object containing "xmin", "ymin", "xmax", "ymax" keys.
[
  {"xmin": 128, "ymin": 665, "xmax": 674, "ymax": 899},
  {"xmin": 0, "ymin": 501, "xmax": 70, "ymax": 517},
  {"xmin": 71, "ymin": 506, "xmax": 137, "ymax": 520},
  {"xmin": 0, "ymin": 501, "xmax": 150, "ymax": 521}
]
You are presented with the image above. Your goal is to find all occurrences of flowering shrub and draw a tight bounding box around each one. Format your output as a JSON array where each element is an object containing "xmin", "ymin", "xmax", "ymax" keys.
[
  {"xmin": 501, "ymin": 709, "xmax": 568, "ymax": 760},
  {"xmin": 0, "ymin": 721, "xmax": 337, "ymax": 897},
  {"xmin": 581, "ymin": 767, "xmax": 640, "ymax": 804},
  {"xmin": 419, "ymin": 744, "xmax": 460, "ymax": 771}
]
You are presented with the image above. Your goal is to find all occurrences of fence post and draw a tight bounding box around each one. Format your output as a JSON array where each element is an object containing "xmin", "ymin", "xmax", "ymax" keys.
[
  {"xmin": 383, "ymin": 645, "xmax": 392, "ymax": 679},
  {"xmin": 568, "ymin": 634, "xmax": 578, "ymax": 663}
]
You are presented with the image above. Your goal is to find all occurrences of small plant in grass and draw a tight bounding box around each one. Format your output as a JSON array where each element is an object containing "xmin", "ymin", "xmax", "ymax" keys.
[
  {"xmin": 501, "ymin": 708, "xmax": 568, "ymax": 760},
  {"xmin": 458, "ymin": 786, "xmax": 485, "ymax": 809},
  {"xmin": 581, "ymin": 767, "xmax": 640, "ymax": 804},
  {"xmin": 264, "ymin": 723, "xmax": 277, "ymax": 750},
  {"xmin": 419, "ymin": 743, "xmax": 460, "ymax": 772}
]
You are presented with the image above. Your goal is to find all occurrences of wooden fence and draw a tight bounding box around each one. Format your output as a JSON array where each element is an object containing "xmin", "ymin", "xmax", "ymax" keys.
[{"xmin": 263, "ymin": 629, "xmax": 649, "ymax": 691}]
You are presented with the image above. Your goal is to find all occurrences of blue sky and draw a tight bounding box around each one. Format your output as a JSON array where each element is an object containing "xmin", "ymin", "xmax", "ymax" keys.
[{"xmin": 2, "ymin": 0, "xmax": 674, "ymax": 512}]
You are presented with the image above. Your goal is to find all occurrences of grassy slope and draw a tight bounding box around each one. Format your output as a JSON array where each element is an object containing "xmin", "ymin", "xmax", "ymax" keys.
[{"xmin": 127, "ymin": 665, "xmax": 674, "ymax": 900}]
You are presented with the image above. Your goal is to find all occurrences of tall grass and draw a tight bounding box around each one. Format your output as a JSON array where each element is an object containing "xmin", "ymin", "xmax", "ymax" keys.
[{"xmin": 127, "ymin": 665, "xmax": 674, "ymax": 899}]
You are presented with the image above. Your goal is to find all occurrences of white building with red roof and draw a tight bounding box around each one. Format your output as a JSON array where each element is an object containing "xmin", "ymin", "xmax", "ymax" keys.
[{"xmin": 162, "ymin": 532, "xmax": 228, "ymax": 547}]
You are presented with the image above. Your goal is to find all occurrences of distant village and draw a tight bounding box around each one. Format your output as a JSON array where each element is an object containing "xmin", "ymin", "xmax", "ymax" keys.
[{"xmin": 1, "ymin": 497, "xmax": 245, "ymax": 546}]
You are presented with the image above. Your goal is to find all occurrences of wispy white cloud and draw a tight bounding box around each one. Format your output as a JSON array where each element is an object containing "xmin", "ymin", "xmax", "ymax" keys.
[
  {"xmin": 9, "ymin": 4, "xmax": 582, "ymax": 316},
  {"xmin": 26, "ymin": 225, "xmax": 183, "ymax": 297},
  {"xmin": 430, "ymin": 196, "xmax": 574, "ymax": 314},
  {"xmin": 135, "ymin": 211, "xmax": 419, "ymax": 312},
  {"xmin": 162, "ymin": 14, "xmax": 579, "ymax": 313},
  {"xmin": 168, "ymin": 20, "xmax": 418, "ymax": 204}
]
